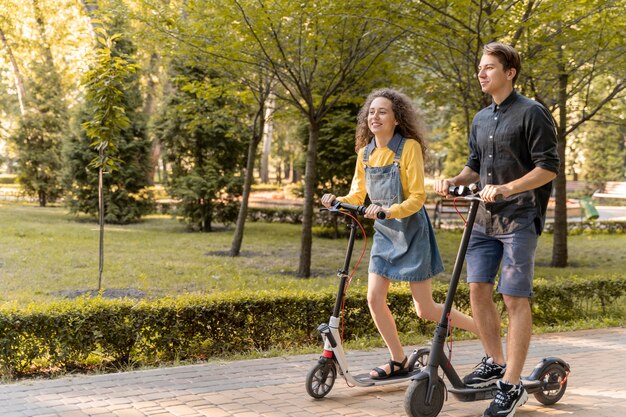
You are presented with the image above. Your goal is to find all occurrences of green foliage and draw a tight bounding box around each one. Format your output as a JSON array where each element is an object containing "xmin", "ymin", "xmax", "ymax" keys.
[
  {"xmin": 316, "ymin": 102, "xmax": 362, "ymax": 198},
  {"xmin": 11, "ymin": 55, "xmax": 67, "ymax": 207},
  {"xmin": 81, "ymin": 30, "xmax": 132, "ymax": 172},
  {"xmin": 12, "ymin": 111, "xmax": 64, "ymax": 206},
  {"xmin": 581, "ymin": 122, "xmax": 626, "ymax": 185},
  {"xmin": 440, "ymin": 117, "xmax": 470, "ymax": 178},
  {"xmin": 63, "ymin": 16, "xmax": 154, "ymax": 224},
  {"xmin": 152, "ymin": 60, "xmax": 246, "ymax": 232},
  {"xmin": 0, "ymin": 277, "xmax": 622, "ymax": 377}
]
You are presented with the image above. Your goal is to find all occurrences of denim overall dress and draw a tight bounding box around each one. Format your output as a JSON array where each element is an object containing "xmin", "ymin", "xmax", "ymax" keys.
[{"xmin": 364, "ymin": 134, "xmax": 444, "ymax": 281}]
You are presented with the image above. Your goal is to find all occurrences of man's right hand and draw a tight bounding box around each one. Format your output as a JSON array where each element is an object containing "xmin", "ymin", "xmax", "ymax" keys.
[
  {"xmin": 321, "ymin": 193, "xmax": 336, "ymax": 208},
  {"xmin": 434, "ymin": 179, "xmax": 454, "ymax": 197}
]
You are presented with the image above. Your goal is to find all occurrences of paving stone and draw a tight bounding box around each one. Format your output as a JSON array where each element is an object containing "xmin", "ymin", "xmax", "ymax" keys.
[{"xmin": 0, "ymin": 328, "xmax": 623, "ymax": 416}]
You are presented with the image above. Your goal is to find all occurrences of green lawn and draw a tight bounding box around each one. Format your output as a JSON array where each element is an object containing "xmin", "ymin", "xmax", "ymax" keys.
[{"xmin": 1, "ymin": 200, "xmax": 625, "ymax": 307}]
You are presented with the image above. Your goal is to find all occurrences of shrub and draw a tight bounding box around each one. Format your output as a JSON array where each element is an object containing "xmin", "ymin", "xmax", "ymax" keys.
[{"xmin": 0, "ymin": 277, "xmax": 623, "ymax": 377}]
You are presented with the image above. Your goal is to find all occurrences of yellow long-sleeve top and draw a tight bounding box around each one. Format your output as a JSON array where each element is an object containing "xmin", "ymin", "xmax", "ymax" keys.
[{"xmin": 337, "ymin": 139, "xmax": 426, "ymax": 219}]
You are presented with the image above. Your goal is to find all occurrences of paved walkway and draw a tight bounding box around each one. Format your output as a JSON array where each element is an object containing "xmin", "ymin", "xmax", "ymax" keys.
[{"xmin": 0, "ymin": 327, "xmax": 624, "ymax": 417}]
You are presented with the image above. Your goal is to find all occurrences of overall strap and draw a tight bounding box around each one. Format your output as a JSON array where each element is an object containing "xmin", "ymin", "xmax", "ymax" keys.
[
  {"xmin": 362, "ymin": 138, "xmax": 376, "ymax": 167},
  {"xmin": 392, "ymin": 136, "xmax": 406, "ymax": 166}
]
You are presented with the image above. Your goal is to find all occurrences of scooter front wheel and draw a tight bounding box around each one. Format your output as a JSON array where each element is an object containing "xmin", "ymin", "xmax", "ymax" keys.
[
  {"xmin": 404, "ymin": 377, "xmax": 446, "ymax": 417},
  {"xmin": 306, "ymin": 358, "xmax": 337, "ymax": 399},
  {"xmin": 533, "ymin": 363, "xmax": 568, "ymax": 405}
]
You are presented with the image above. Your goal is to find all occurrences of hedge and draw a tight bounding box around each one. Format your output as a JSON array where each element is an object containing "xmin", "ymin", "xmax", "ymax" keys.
[{"xmin": 0, "ymin": 276, "xmax": 624, "ymax": 377}]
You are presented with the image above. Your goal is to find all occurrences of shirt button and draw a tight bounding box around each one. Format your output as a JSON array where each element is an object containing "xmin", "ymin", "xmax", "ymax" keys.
[
  {"xmin": 489, "ymin": 154, "xmax": 492, "ymax": 158},
  {"xmin": 488, "ymin": 172, "xmax": 492, "ymax": 176},
  {"xmin": 494, "ymin": 117, "xmax": 498, "ymax": 120},
  {"xmin": 489, "ymin": 135, "xmax": 493, "ymax": 139}
]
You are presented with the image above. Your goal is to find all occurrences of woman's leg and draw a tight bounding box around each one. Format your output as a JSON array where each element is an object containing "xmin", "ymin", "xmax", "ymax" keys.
[
  {"xmin": 409, "ymin": 279, "xmax": 478, "ymax": 335},
  {"xmin": 368, "ymin": 272, "xmax": 406, "ymax": 376}
]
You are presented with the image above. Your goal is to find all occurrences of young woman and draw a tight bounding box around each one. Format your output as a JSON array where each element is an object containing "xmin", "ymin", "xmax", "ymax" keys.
[{"xmin": 321, "ymin": 88, "xmax": 477, "ymax": 379}]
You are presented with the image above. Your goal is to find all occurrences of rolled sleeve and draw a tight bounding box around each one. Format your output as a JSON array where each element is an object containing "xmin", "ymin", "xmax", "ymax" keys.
[{"xmin": 526, "ymin": 105, "xmax": 560, "ymax": 175}]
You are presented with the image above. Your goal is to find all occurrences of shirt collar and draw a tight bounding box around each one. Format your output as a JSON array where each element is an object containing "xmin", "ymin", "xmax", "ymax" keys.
[
  {"xmin": 490, "ymin": 89, "xmax": 518, "ymax": 113},
  {"xmin": 366, "ymin": 132, "xmax": 403, "ymax": 154}
]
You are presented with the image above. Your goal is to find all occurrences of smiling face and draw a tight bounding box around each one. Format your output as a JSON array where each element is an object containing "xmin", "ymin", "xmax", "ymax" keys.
[
  {"xmin": 477, "ymin": 53, "xmax": 516, "ymax": 102},
  {"xmin": 368, "ymin": 97, "xmax": 397, "ymax": 141}
]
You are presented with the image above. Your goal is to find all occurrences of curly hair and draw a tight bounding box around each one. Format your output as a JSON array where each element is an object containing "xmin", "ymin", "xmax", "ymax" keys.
[{"xmin": 354, "ymin": 88, "xmax": 427, "ymax": 158}]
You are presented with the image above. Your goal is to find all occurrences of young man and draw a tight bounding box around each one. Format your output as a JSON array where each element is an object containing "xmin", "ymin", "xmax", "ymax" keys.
[{"xmin": 434, "ymin": 42, "xmax": 559, "ymax": 417}]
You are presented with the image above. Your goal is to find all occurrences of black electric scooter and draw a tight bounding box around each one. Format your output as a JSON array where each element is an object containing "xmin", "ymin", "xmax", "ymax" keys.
[
  {"xmin": 306, "ymin": 201, "xmax": 430, "ymax": 399},
  {"xmin": 404, "ymin": 184, "xmax": 570, "ymax": 417}
]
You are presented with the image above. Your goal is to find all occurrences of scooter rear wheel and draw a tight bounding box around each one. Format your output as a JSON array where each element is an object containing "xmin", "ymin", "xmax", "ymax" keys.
[
  {"xmin": 533, "ymin": 362, "xmax": 568, "ymax": 405},
  {"xmin": 404, "ymin": 377, "xmax": 446, "ymax": 417},
  {"xmin": 306, "ymin": 359, "xmax": 337, "ymax": 399}
]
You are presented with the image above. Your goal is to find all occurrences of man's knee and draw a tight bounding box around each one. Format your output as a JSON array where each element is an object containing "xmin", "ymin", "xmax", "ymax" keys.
[
  {"xmin": 469, "ymin": 282, "xmax": 495, "ymax": 305},
  {"xmin": 502, "ymin": 294, "xmax": 530, "ymax": 314}
]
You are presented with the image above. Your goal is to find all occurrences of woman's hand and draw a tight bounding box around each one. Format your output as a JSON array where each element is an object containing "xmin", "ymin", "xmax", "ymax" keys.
[
  {"xmin": 321, "ymin": 193, "xmax": 336, "ymax": 208},
  {"xmin": 365, "ymin": 204, "xmax": 389, "ymax": 219}
]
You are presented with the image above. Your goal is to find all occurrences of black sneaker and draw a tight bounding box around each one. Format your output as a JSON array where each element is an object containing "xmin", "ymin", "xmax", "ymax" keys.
[
  {"xmin": 483, "ymin": 380, "xmax": 528, "ymax": 417},
  {"xmin": 463, "ymin": 356, "xmax": 506, "ymax": 388}
]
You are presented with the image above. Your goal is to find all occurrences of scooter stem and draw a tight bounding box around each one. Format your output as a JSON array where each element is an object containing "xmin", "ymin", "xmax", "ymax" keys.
[
  {"xmin": 423, "ymin": 196, "xmax": 481, "ymax": 400},
  {"xmin": 439, "ymin": 196, "xmax": 480, "ymax": 328}
]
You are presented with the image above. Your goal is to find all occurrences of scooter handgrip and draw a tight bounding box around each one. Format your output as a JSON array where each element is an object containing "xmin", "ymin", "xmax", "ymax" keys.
[{"xmin": 333, "ymin": 201, "xmax": 367, "ymax": 216}]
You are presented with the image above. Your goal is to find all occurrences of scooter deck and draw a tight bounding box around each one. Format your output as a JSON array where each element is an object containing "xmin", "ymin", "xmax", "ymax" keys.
[
  {"xmin": 353, "ymin": 368, "xmax": 423, "ymax": 385},
  {"xmin": 448, "ymin": 377, "xmax": 544, "ymax": 401}
]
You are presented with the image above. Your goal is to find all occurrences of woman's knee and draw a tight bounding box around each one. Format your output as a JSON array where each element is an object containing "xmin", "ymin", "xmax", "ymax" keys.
[
  {"xmin": 413, "ymin": 299, "xmax": 438, "ymax": 321},
  {"xmin": 367, "ymin": 291, "xmax": 387, "ymax": 311}
]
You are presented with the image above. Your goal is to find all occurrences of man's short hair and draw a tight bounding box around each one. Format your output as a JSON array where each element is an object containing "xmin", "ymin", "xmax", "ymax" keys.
[{"xmin": 483, "ymin": 42, "xmax": 521, "ymax": 85}]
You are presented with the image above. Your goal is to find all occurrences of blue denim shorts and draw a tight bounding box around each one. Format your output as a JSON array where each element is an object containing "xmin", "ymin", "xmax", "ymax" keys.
[{"xmin": 466, "ymin": 223, "xmax": 538, "ymax": 297}]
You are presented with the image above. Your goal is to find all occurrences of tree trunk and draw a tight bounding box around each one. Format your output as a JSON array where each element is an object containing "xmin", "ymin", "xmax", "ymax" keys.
[
  {"xmin": 551, "ymin": 56, "xmax": 569, "ymax": 268},
  {"xmin": 0, "ymin": 27, "xmax": 26, "ymax": 114},
  {"xmin": 38, "ymin": 190, "xmax": 46, "ymax": 207},
  {"xmin": 297, "ymin": 119, "xmax": 320, "ymax": 277},
  {"xmin": 98, "ymin": 165, "xmax": 105, "ymax": 291},
  {"xmin": 259, "ymin": 96, "xmax": 274, "ymax": 183},
  {"xmin": 32, "ymin": 0, "xmax": 56, "ymax": 70},
  {"xmin": 230, "ymin": 117, "xmax": 264, "ymax": 256},
  {"xmin": 143, "ymin": 52, "xmax": 161, "ymax": 185}
]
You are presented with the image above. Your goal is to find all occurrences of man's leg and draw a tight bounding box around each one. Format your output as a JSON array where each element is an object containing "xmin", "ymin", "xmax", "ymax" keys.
[
  {"xmin": 463, "ymin": 230, "xmax": 506, "ymax": 388},
  {"xmin": 483, "ymin": 225, "xmax": 536, "ymax": 416},
  {"xmin": 502, "ymin": 295, "xmax": 532, "ymax": 384},
  {"xmin": 470, "ymin": 282, "xmax": 504, "ymax": 365}
]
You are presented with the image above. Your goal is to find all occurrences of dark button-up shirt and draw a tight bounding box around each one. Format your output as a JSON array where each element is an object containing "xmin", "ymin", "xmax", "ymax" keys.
[{"xmin": 466, "ymin": 90, "xmax": 560, "ymax": 235}]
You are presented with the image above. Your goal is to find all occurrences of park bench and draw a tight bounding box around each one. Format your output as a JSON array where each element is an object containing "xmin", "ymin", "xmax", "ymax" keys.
[
  {"xmin": 433, "ymin": 197, "xmax": 471, "ymax": 228},
  {"xmin": 592, "ymin": 181, "xmax": 626, "ymax": 200}
]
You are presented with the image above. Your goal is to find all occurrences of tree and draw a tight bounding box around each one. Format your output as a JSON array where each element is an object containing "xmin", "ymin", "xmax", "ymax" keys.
[
  {"xmin": 10, "ymin": 0, "xmax": 68, "ymax": 206},
  {"xmin": 233, "ymin": 0, "xmax": 406, "ymax": 276},
  {"xmin": 398, "ymin": 0, "xmax": 626, "ymax": 267},
  {"xmin": 64, "ymin": 7, "xmax": 154, "ymax": 224},
  {"xmin": 152, "ymin": 59, "xmax": 246, "ymax": 232},
  {"xmin": 0, "ymin": 24, "xmax": 25, "ymax": 114},
  {"xmin": 581, "ymin": 121, "xmax": 626, "ymax": 186},
  {"xmin": 135, "ymin": 0, "xmax": 274, "ymax": 253},
  {"xmin": 80, "ymin": 28, "xmax": 138, "ymax": 290},
  {"xmin": 315, "ymin": 101, "xmax": 363, "ymax": 198},
  {"xmin": 517, "ymin": 0, "xmax": 626, "ymax": 266}
]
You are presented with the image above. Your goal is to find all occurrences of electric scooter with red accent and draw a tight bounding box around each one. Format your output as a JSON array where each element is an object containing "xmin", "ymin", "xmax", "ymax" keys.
[
  {"xmin": 305, "ymin": 200, "xmax": 430, "ymax": 399},
  {"xmin": 404, "ymin": 184, "xmax": 570, "ymax": 417}
]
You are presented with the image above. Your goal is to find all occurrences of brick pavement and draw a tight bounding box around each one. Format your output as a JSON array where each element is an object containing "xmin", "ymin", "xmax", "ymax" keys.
[{"xmin": 0, "ymin": 327, "xmax": 624, "ymax": 417}]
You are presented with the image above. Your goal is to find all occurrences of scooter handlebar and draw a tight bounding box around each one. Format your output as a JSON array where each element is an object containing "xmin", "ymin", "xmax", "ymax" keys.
[
  {"xmin": 447, "ymin": 183, "xmax": 479, "ymax": 197},
  {"xmin": 330, "ymin": 201, "xmax": 387, "ymax": 219},
  {"xmin": 447, "ymin": 183, "xmax": 503, "ymax": 201}
]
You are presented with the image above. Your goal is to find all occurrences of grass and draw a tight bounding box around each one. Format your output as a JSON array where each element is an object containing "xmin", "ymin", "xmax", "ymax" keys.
[{"xmin": 1, "ymin": 200, "xmax": 625, "ymax": 307}]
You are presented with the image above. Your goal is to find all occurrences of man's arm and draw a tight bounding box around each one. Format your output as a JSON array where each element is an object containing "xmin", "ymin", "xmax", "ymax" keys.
[
  {"xmin": 480, "ymin": 167, "xmax": 557, "ymax": 202},
  {"xmin": 434, "ymin": 166, "xmax": 480, "ymax": 197}
]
